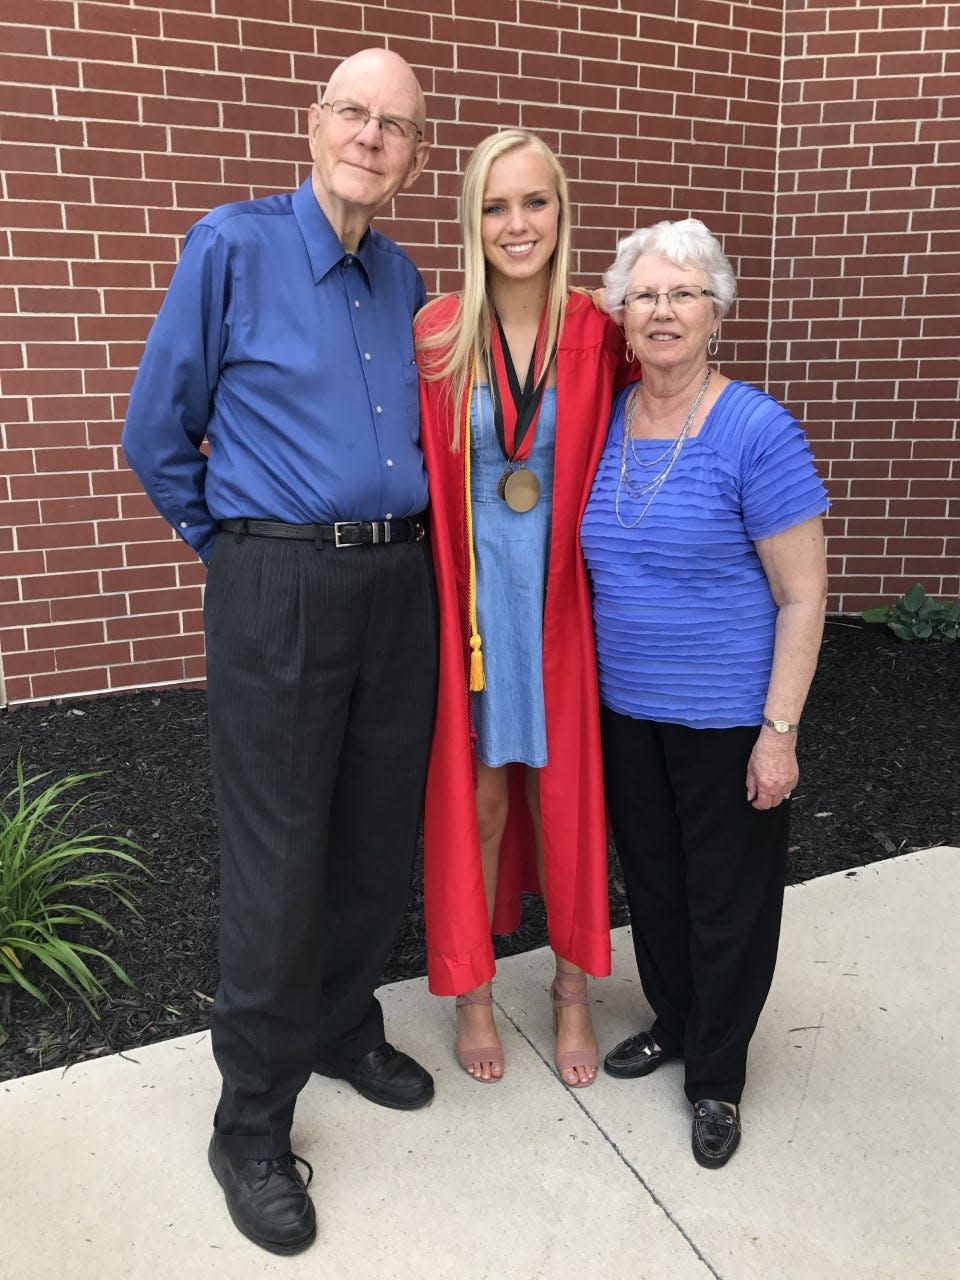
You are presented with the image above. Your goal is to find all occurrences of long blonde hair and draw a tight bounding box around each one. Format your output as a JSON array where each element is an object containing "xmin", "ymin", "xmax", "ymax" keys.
[{"xmin": 418, "ymin": 129, "xmax": 572, "ymax": 450}]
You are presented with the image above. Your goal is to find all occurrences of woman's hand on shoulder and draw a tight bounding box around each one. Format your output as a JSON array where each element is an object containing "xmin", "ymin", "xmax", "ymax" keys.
[{"xmin": 588, "ymin": 285, "xmax": 609, "ymax": 314}]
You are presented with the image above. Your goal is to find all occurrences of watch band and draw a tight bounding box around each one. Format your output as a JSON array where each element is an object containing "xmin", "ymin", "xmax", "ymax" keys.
[{"xmin": 762, "ymin": 716, "xmax": 800, "ymax": 734}]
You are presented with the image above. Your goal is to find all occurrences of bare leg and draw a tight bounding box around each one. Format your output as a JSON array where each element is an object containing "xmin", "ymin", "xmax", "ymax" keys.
[
  {"xmin": 524, "ymin": 764, "xmax": 546, "ymax": 893},
  {"xmin": 477, "ymin": 763, "xmax": 509, "ymax": 927},
  {"xmin": 455, "ymin": 762, "xmax": 508, "ymax": 1081},
  {"xmin": 525, "ymin": 767, "xmax": 599, "ymax": 1087}
]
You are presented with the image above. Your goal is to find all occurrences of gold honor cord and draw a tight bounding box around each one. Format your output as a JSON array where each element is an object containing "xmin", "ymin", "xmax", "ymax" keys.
[{"xmin": 463, "ymin": 362, "xmax": 485, "ymax": 692}]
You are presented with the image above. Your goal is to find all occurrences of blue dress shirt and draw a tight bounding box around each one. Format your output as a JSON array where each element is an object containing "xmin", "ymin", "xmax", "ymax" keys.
[{"xmin": 122, "ymin": 179, "xmax": 428, "ymax": 562}]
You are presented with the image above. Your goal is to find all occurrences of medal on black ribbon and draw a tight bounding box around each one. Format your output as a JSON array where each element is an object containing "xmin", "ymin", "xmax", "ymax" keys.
[{"xmin": 489, "ymin": 305, "xmax": 553, "ymax": 513}]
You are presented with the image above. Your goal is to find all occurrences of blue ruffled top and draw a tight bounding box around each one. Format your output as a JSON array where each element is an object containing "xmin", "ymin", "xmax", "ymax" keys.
[{"xmin": 580, "ymin": 380, "xmax": 829, "ymax": 729}]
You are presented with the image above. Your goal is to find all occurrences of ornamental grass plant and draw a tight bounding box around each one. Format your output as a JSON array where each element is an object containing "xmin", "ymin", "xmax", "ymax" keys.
[{"xmin": 0, "ymin": 759, "xmax": 148, "ymax": 1034}]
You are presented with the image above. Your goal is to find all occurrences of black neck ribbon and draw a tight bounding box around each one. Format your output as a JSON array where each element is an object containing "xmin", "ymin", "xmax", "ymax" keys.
[{"xmin": 488, "ymin": 305, "xmax": 553, "ymax": 464}]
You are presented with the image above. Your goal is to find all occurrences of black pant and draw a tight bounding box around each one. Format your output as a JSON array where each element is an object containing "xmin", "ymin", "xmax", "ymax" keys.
[
  {"xmin": 204, "ymin": 529, "xmax": 438, "ymax": 1158},
  {"xmin": 601, "ymin": 708, "xmax": 789, "ymax": 1104}
]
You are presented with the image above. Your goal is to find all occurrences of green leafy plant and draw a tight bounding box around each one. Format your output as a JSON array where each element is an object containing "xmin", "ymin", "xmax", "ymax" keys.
[
  {"xmin": 0, "ymin": 759, "xmax": 149, "ymax": 1030},
  {"xmin": 861, "ymin": 582, "xmax": 960, "ymax": 643}
]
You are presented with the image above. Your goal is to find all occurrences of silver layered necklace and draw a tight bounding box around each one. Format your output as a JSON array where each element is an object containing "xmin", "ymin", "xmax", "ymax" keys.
[{"xmin": 615, "ymin": 367, "xmax": 712, "ymax": 529}]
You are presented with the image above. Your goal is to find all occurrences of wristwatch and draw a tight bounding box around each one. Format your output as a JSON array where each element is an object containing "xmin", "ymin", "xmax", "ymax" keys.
[{"xmin": 762, "ymin": 717, "xmax": 799, "ymax": 734}]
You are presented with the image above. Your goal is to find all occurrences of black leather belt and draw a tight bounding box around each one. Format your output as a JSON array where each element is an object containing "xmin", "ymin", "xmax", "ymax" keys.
[{"xmin": 219, "ymin": 517, "xmax": 426, "ymax": 548}]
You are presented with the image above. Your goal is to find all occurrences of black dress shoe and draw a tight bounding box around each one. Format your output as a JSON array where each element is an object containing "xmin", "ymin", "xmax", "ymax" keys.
[
  {"xmin": 691, "ymin": 1099, "xmax": 741, "ymax": 1169},
  {"xmin": 208, "ymin": 1132, "xmax": 316, "ymax": 1255},
  {"xmin": 315, "ymin": 1042, "xmax": 434, "ymax": 1110},
  {"xmin": 604, "ymin": 1031, "xmax": 676, "ymax": 1079}
]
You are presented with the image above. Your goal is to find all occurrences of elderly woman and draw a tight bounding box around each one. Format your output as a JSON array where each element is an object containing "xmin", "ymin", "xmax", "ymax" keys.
[{"xmin": 580, "ymin": 218, "xmax": 829, "ymax": 1167}]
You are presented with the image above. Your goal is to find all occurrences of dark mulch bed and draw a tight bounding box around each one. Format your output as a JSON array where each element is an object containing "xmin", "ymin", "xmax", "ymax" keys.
[{"xmin": 1, "ymin": 617, "xmax": 957, "ymax": 1081}]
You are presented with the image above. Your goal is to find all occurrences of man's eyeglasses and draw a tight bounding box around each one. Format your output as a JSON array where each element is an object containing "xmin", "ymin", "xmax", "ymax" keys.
[
  {"xmin": 622, "ymin": 286, "xmax": 716, "ymax": 312},
  {"xmin": 320, "ymin": 100, "xmax": 423, "ymax": 144}
]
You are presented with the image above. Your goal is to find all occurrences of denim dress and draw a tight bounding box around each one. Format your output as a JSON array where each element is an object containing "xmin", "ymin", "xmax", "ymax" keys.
[{"xmin": 469, "ymin": 384, "xmax": 556, "ymax": 768}]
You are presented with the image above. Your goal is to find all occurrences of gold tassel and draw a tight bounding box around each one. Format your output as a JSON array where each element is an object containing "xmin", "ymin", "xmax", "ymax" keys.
[
  {"xmin": 463, "ymin": 361, "xmax": 486, "ymax": 694},
  {"xmin": 469, "ymin": 633, "xmax": 485, "ymax": 692}
]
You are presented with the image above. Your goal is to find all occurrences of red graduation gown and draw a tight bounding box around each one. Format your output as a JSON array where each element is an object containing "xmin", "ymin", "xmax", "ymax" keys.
[{"xmin": 418, "ymin": 292, "xmax": 636, "ymax": 996}]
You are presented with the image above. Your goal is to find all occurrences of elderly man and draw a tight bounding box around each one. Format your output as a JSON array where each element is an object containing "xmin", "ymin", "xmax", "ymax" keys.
[{"xmin": 122, "ymin": 49, "xmax": 437, "ymax": 1254}]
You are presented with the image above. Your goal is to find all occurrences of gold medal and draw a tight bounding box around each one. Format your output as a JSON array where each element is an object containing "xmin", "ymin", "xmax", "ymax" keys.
[{"xmin": 502, "ymin": 468, "xmax": 541, "ymax": 512}]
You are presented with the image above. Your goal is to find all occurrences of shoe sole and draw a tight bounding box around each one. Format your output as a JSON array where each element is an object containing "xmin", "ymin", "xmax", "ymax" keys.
[
  {"xmin": 346, "ymin": 1080, "xmax": 435, "ymax": 1110},
  {"xmin": 691, "ymin": 1134, "xmax": 740, "ymax": 1169},
  {"xmin": 691, "ymin": 1115, "xmax": 741, "ymax": 1170},
  {"xmin": 314, "ymin": 1064, "xmax": 435, "ymax": 1111},
  {"xmin": 603, "ymin": 1054, "xmax": 672, "ymax": 1079},
  {"xmin": 208, "ymin": 1143, "xmax": 317, "ymax": 1255}
]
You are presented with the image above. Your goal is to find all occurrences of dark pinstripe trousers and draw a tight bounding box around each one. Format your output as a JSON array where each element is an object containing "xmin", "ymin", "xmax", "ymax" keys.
[
  {"xmin": 203, "ymin": 528, "xmax": 438, "ymax": 1158},
  {"xmin": 600, "ymin": 710, "xmax": 790, "ymax": 1106}
]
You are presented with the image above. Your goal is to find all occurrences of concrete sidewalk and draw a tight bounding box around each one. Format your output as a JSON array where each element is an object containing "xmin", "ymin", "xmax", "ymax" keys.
[{"xmin": 2, "ymin": 846, "xmax": 956, "ymax": 1280}]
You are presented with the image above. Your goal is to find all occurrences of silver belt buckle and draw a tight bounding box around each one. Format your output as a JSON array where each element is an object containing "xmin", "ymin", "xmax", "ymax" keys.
[{"xmin": 333, "ymin": 521, "xmax": 360, "ymax": 548}]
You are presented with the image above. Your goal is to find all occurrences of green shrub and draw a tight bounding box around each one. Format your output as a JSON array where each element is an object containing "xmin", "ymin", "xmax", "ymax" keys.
[
  {"xmin": 861, "ymin": 582, "xmax": 960, "ymax": 643},
  {"xmin": 0, "ymin": 759, "xmax": 149, "ymax": 1031}
]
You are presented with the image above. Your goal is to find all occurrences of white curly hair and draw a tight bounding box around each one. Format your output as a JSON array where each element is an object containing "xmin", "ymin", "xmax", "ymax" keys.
[{"xmin": 603, "ymin": 217, "xmax": 737, "ymax": 317}]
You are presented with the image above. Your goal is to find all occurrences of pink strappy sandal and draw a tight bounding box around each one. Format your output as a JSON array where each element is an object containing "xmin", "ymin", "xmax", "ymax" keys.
[
  {"xmin": 455, "ymin": 984, "xmax": 505, "ymax": 1083},
  {"xmin": 550, "ymin": 972, "xmax": 599, "ymax": 1089}
]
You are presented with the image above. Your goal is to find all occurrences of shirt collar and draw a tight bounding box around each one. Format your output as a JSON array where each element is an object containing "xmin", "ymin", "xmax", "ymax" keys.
[{"xmin": 293, "ymin": 178, "xmax": 374, "ymax": 292}]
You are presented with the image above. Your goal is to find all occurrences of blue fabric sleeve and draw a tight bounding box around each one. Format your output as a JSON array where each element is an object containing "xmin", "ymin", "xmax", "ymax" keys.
[
  {"xmin": 121, "ymin": 223, "xmax": 230, "ymax": 563},
  {"xmin": 739, "ymin": 396, "xmax": 829, "ymax": 542}
]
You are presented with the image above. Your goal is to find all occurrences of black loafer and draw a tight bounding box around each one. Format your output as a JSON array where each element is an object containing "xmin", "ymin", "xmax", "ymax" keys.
[
  {"xmin": 692, "ymin": 1099, "xmax": 741, "ymax": 1169},
  {"xmin": 315, "ymin": 1042, "xmax": 434, "ymax": 1110},
  {"xmin": 604, "ymin": 1031, "xmax": 676, "ymax": 1079},
  {"xmin": 208, "ymin": 1132, "xmax": 316, "ymax": 1255}
]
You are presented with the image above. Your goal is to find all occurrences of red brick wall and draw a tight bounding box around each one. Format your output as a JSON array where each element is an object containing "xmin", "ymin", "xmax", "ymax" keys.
[
  {"xmin": 0, "ymin": 1, "xmax": 956, "ymax": 705},
  {"xmin": 772, "ymin": 0, "xmax": 960, "ymax": 612}
]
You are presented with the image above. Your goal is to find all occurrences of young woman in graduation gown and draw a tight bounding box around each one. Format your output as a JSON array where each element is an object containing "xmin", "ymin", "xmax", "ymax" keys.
[{"xmin": 415, "ymin": 130, "xmax": 637, "ymax": 1088}]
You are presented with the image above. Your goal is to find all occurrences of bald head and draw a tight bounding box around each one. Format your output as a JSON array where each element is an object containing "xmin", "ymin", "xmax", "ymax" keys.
[
  {"xmin": 308, "ymin": 46, "xmax": 430, "ymax": 249},
  {"xmin": 325, "ymin": 47, "xmax": 426, "ymax": 132}
]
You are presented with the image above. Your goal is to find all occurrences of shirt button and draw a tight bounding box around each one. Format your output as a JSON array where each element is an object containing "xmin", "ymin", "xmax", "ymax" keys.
[
  {"xmin": 179, "ymin": 520, "xmax": 189, "ymax": 528},
  {"xmin": 375, "ymin": 405, "xmax": 383, "ymax": 414},
  {"xmin": 386, "ymin": 512, "xmax": 393, "ymax": 519},
  {"xmin": 364, "ymin": 352, "xmax": 371, "ymax": 361},
  {"xmin": 386, "ymin": 458, "xmax": 394, "ymax": 467},
  {"xmin": 354, "ymin": 299, "xmax": 360, "ymax": 308}
]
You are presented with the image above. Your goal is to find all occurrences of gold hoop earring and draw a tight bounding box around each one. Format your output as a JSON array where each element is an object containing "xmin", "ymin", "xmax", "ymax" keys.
[{"xmin": 625, "ymin": 343, "xmax": 635, "ymax": 364}]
